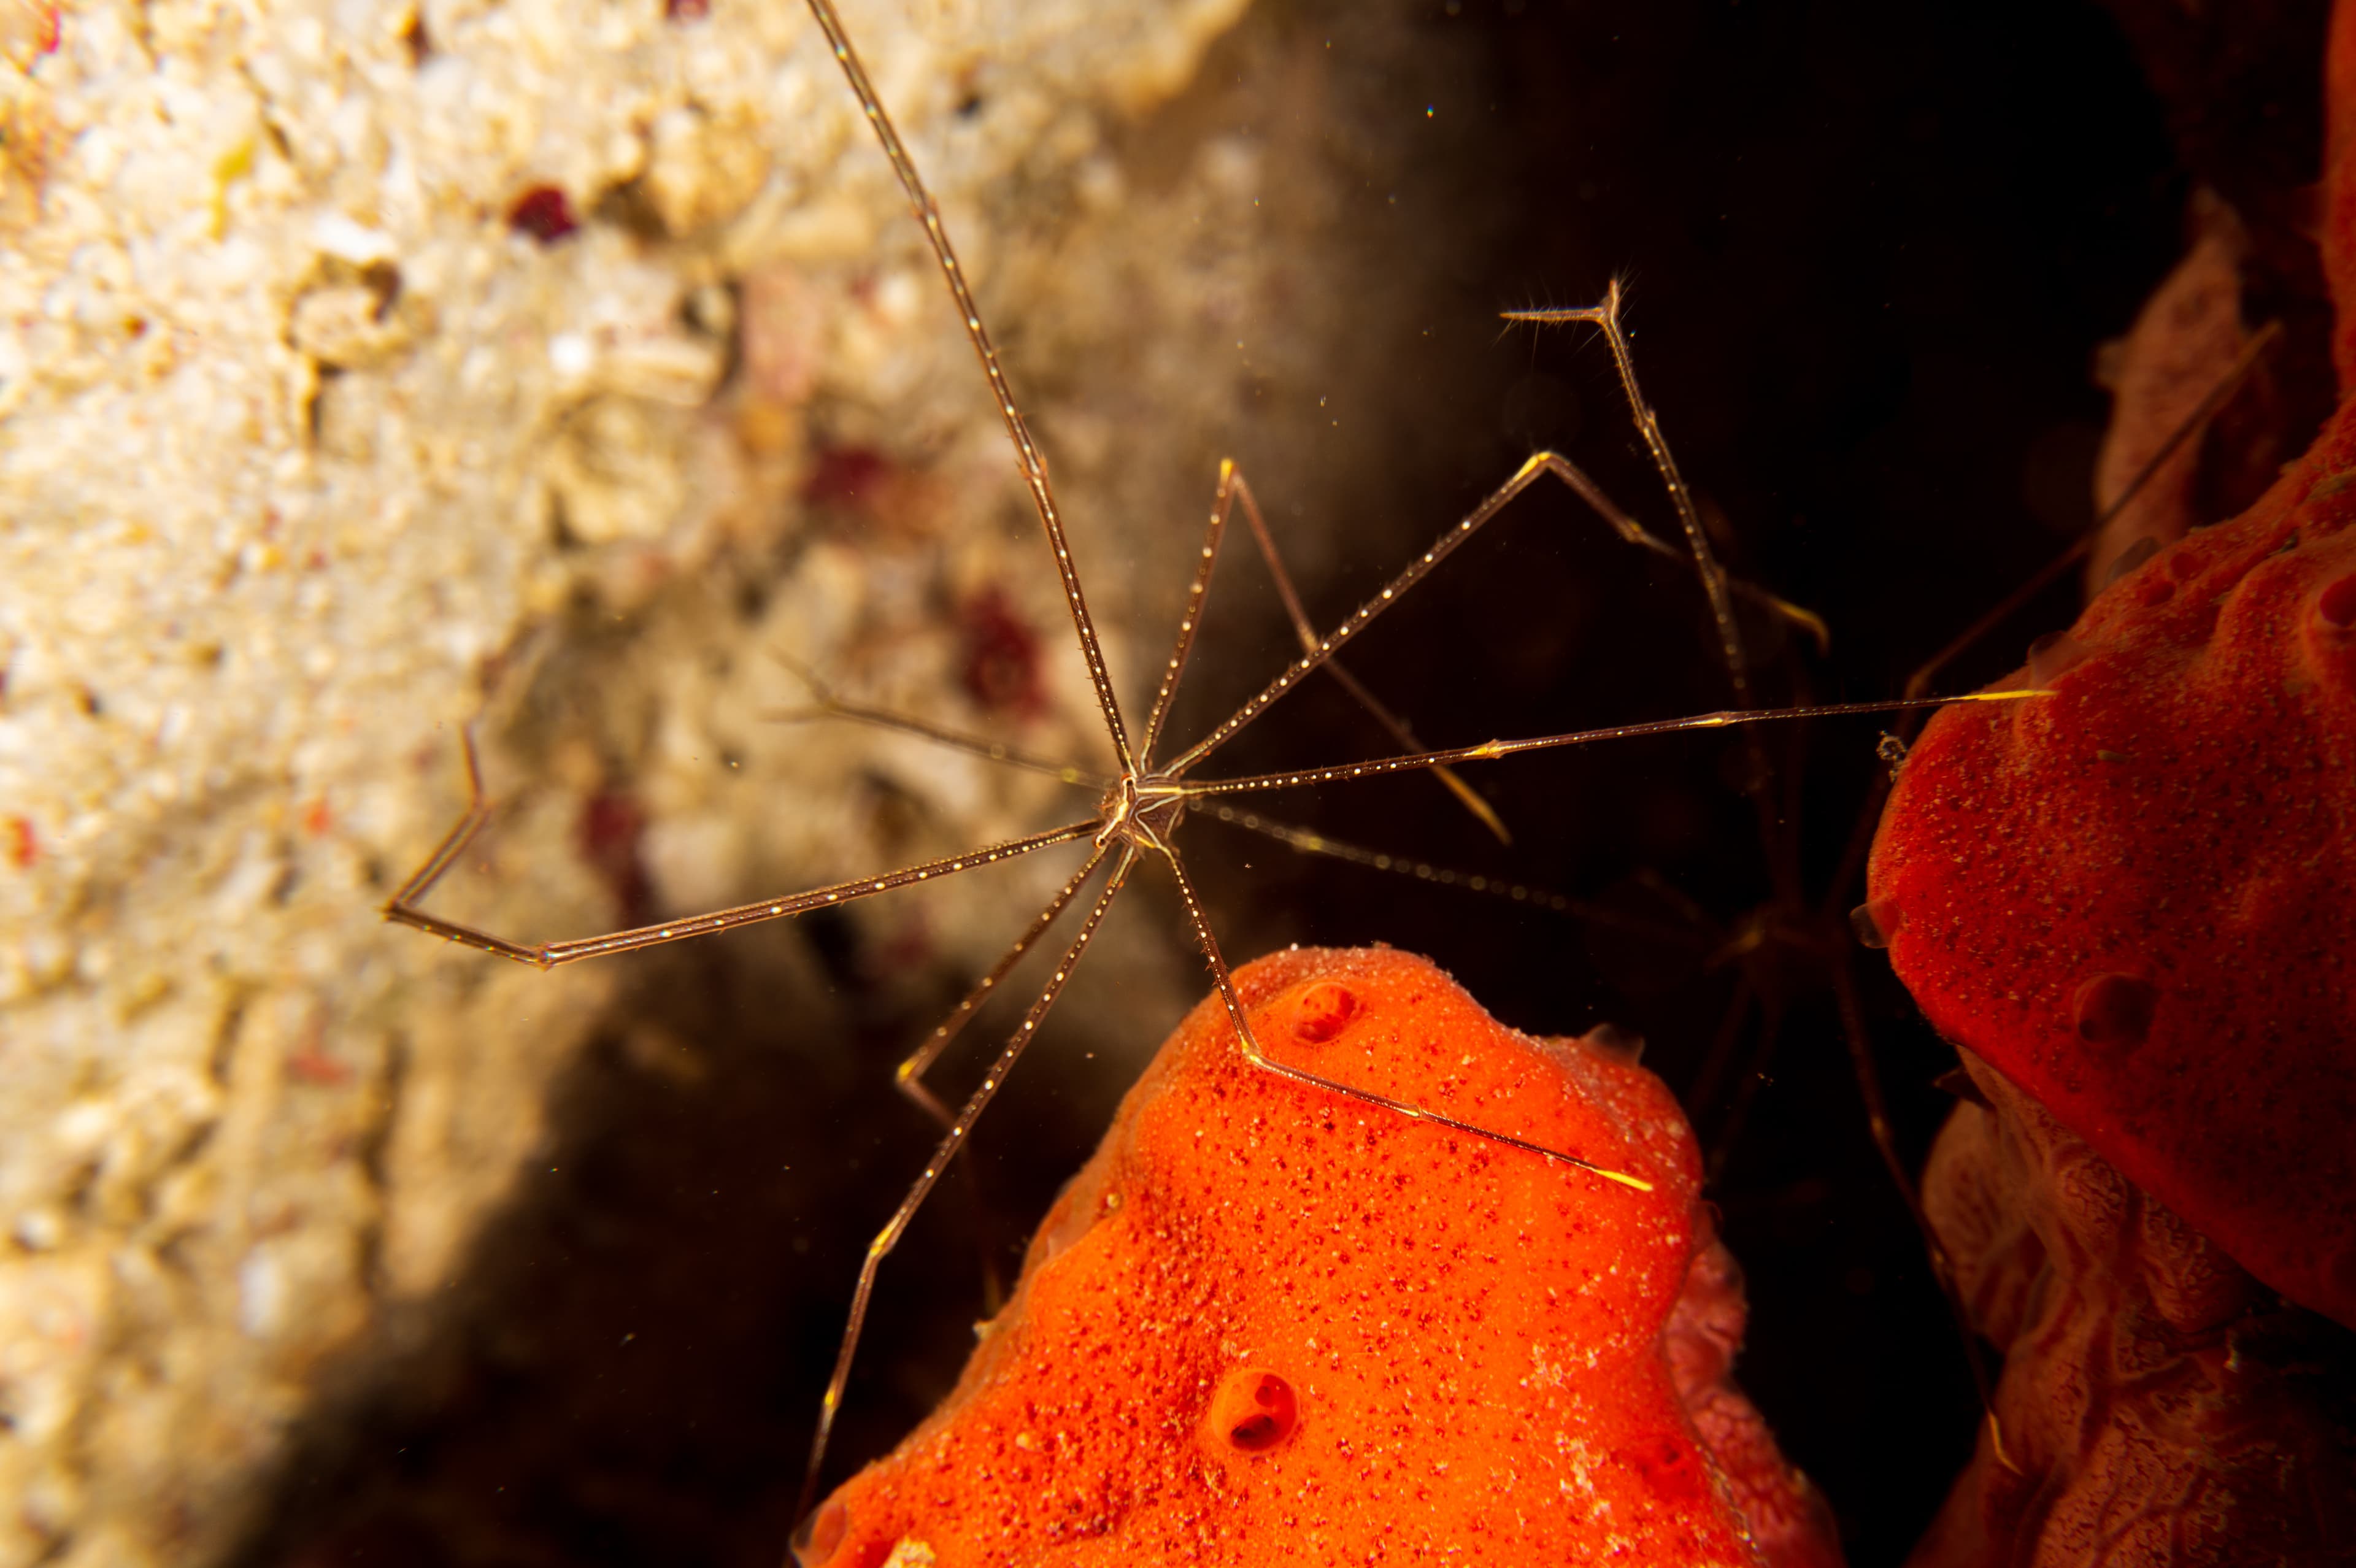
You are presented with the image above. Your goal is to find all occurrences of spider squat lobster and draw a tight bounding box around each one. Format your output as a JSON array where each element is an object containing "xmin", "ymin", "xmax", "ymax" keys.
[{"xmin": 382, "ymin": 0, "xmax": 2037, "ymax": 1519}]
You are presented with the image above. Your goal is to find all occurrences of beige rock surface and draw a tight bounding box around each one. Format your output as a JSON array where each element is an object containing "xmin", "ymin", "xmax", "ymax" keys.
[{"xmin": 0, "ymin": 0, "xmax": 1289, "ymax": 1559}]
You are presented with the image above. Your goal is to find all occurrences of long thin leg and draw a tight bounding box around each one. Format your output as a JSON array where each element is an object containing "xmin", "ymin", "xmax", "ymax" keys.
[
  {"xmin": 797, "ymin": 841, "xmax": 1131, "ymax": 1521},
  {"xmin": 1826, "ymin": 944, "xmax": 2005, "ymax": 1459},
  {"xmin": 1506, "ymin": 282, "xmax": 1754, "ymax": 712},
  {"xmin": 384, "ymin": 724, "xmax": 498, "ymax": 918},
  {"xmin": 885, "ymin": 844, "xmax": 1112, "ymax": 1382},
  {"xmin": 1150, "ymin": 839, "xmax": 1652, "ymax": 1192},
  {"xmin": 1177, "ymin": 688, "xmax": 2038, "ymax": 803},
  {"xmin": 1703, "ymin": 999, "xmax": 1784, "ymax": 1185},
  {"xmin": 1525, "ymin": 450, "xmax": 1828, "ymax": 650},
  {"xmin": 1800, "ymin": 315, "xmax": 2291, "ymax": 1297},
  {"xmin": 1224, "ymin": 465, "xmax": 1512, "ymax": 844},
  {"xmin": 1136, "ymin": 457, "xmax": 1615, "ymax": 851},
  {"xmin": 1898, "ymin": 317, "xmax": 2282, "ymax": 705},
  {"xmin": 1819, "ymin": 314, "xmax": 2285, "ymax": 924},
  {"xmin": 1784, "ymin": 318, "xmax": 2275, "ymax": 1501},
  {"xmin": 1162, "ymin": 451, "xmax": 1595, "ymax": 777},
  {"xmin": 383, "ymin": 733, "xmax": 1098, "ymax": 966},
  {"xmin": 1488, "ymin": 451, "xmax": 1828, "ymax": 651},
  {"xmin": 891, "ymin": 845, "xmax": 1108, "ymax": 1127},
  {"xmin": 1163, "ymin": 442, "xmax": 1827, "ymax": 782},
  {"xmin": 1135, "ymin": 459, "xmax": 1238, "ymax": 771},
  {"xmin": 1198, "ymin": 801, "xmax": 1705, "ymax": 950},
  {"xmin": 1681, "ymin": 971, "xmax": 1759, "ymax": 1132},
  {"xmin": 806, "ymin": 0, "xmax": 1135, "ymax": 773}
]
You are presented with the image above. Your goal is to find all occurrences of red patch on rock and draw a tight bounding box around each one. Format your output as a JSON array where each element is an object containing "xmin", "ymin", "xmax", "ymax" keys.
[
  {"xmin": 955, "ymin": 586, "xmax": 1042, "ymax": 720},
  {"xmin": 577, "ymin": 790, "xmax": 652, "ymax": 927},
  {"xmin": 800, "ymin": 445, "xmax": 891, "ymax": 513},
  {"xmin": 506, "ymin": 184, "xmax": 578, "ymax": 245}
]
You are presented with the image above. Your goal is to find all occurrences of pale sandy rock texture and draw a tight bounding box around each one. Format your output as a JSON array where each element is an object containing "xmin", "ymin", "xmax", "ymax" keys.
[{"xmin": 0, "ymin": 0, "xmax": 1314, "ymax": 1559}]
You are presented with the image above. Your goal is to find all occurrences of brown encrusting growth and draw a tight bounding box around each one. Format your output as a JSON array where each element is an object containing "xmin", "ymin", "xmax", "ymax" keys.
[
  {"xmin": 1909, "ymin": 1051, "xmax": 2356, "ymax": 1567},
  {"xmin": 799, "ymin": 947, "xmax": 1839, "ymax": 1568}
]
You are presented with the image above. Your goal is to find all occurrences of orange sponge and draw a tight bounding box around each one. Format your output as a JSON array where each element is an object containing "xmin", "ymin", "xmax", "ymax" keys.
[{"xmin": 798, "ymin": 947, "xmax": 1840, "ymax": 1567}]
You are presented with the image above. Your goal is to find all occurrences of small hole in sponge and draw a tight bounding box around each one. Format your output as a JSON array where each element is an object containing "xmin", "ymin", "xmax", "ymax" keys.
[
  {"xmin": 2074, "ymin": 973, "xmax": 2157, "ymax": 1052},
  {"xmin": 1207, "ymin": 1368, "xmax": 1299, "ymax": 1453},
  {"xmin": 1290, "ymin": 982, "xmax": 1360, "ymax": 1044},
  {"xmin": 2318, "ymin": 572, "xmax": 2356, "ymax": 630}
]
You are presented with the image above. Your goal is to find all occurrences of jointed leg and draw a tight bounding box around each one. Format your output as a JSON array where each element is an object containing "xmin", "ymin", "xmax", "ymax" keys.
[
  {"xmin": 1898, "ymin": 318, "xmax": 2280, "ymax": 705},
  {"xmin": 1224, "ymin": 464, "xmax": 1512, "ymax": 844},
  {"xmin": 891, "ymin": 846, "xmax": 1108, "ymax": 1128},
  {"xmin": 1152, "ymin": 841, "xmax": 1652, "ymax": 1192},
  {"xmin": 383, "ymin": 724, "xmax": 500, "ymax": 938},
  {"xmin": 887, "ymin": 842, "xmax": 1112, "ymax": 1367},
  {"xmin": 1136, "ymin": 459, "xmax": 1239, "ymax": 770},
  {"xmin": 1816, "ymin": 315, "xmax": 2288, "ymax": 980},
  {"xmin": 798, "ymin": 842, "xmax": 1133, "ymax": 1521},
  {"xmin": 383, "ymin": 729, "xmax": 1099, "ymax": 967},
  {"xmin": 1163, "ymin": 450, "xmax": 1606, "ymax": 777},
  {"xmin": 1165, "ymin": 433, "xmax": 1827, "ymax": 781},
  {"xmin": 1523, "ymin": 451, "xmax": 1827, "ymax": 654},
  {"xmin": 1827, "ymin": 945, "xmax": 2007, "ymax": 1460}
]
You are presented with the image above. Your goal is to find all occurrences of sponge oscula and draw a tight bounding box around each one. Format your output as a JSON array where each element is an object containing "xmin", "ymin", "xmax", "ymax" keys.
[{"xmin": 798, "ymin": 946, "xmax": 1839, "ymax": 1567}]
